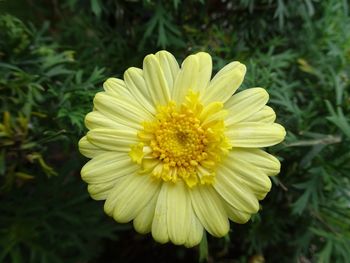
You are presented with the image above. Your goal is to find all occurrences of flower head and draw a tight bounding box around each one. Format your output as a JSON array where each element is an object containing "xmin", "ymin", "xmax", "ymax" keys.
[{"xmin": 79, "ymin": 51, "xmax": 286, "ymax": 247}]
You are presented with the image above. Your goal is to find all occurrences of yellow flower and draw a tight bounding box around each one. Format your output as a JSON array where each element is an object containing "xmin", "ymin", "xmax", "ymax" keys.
[{"xmin": 79, "ymin": 51, "xmax": 286, "ymax": 247}]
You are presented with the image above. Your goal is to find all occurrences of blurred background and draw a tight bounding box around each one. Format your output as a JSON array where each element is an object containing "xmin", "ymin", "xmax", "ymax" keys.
[{"xmin": 0, "ymin": 0, "xmax": 349, "ymax": 262}]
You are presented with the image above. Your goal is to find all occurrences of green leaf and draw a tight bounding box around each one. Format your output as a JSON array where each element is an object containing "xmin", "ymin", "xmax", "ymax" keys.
[
  {"xmin": 0, "ymin": 149, "xmax": 5, "ymax": 176},
  {"xmin": 317, "ymin": 240, "xmax": 333, "ymax": 263},
  {"xmin": 199, "ymin": 231, "xmax": 208, "ymax": 263},
  {"xmin": 90, "ymin": 0, "xmax": 102, "ymax": 17},
  {"xmin": 325, "ymin": 100, "xmax": 350, "ymax": 138}
]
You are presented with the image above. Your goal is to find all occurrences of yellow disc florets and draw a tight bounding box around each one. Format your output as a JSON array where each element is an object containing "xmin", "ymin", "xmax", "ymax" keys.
[
  {"xmin": 150, "ymin": 103, "xmax": 208, "ymax": 168},
  {"xmin": 130, "ymin": 92, "xmax": 232, "ymax": 187}
]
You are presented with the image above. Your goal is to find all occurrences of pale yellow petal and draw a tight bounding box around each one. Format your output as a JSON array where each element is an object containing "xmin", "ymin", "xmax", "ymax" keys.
[
  {"xmin": 184, "ymin": 208, "xmax": 204, "ymax": 248},
  {"xmin": 81, "ymin": 152, "xmax": 138, "ymax": 200},
  {"xmin": 172, "ymin": 55, "xmax": 199, "ymax": 104},
  {"xmin": 124, "ymin": 67, "xmax": 156, "ymax": 114},
  {"xmin": 194, "ymin": 52, "xmax": 212, "ymax": 92},
  {"xmin": 93, "ymin": 92, "xmax": 151, "ymax": 129},
  {"xmin": 86, "ymin": 128, "xmax": 137, "ymax": 152},
  {"xmin": 81, "ymin": 152, "xmax": 137, "ymax": 184},
  {"xmin": 143, "ymin": 54, "xmax": 171, "ymax": 106},
  {"xmin": 219, "ymin": 159, "xmax": 271, "ymax": 201},
  {"xmin": 133, "ymin": 192, "xmax": 159, "ymax": 234},
  {"xmin": 189, "ymin": 185, "xmax": 229, "ymax": 237},
  {"xmin": 225, "ymin": 88, "xmax": 269, "ymax": 126},
  {"xmin": 199, "ymin": 101, "xmax": 224, "ymax": 123},
  {"xmin": 103, "ymin": 78, "xmax": 131, "ymax": 97},
  {"xmin": 201, "ymin": 61, "xmax": 246, "ymax": 105},
  {"xmin": 228, "ymin": 148, "xmax": 281, "ymax": 176},
  {"xmin": 166, "ymin": 181, "xmax": 191, "ymax": 245},
  {"xmin": 85, "ymin": 111, "xmax": 132, "ymax": 131},
  {"xmin": 226, "ymin": 122, "xmax": 286, "ymax": 148},
  {"xmin": 244, "ymin": 106, "xmax": 276, "ymax": 123},
  {"xmin": 224, "ymin": 203, "xmax": 251, "ymax": 224},
  {"xmin": 214, "ymin": 166, "xmax": 260, "ymax": 213},
  {"xmin": 87, "ymin": 183, "xmax": 114, "ymax": 200},
  {"xmin": 104, "ymin": 173, "xmax": 161, "ymax": 223},
  {"xmin": 103, "ymin": 77, "xmax": 152, "ymax": 116},
  {"xmin": 155, "ymin": 50, "xmax": 180, "ymax": 92},
  {"xmin": 78, "ymin": 136, "xmax": 104, "ymax": 158},
  {"xmin": 152, "ymin": 183, "xmax": 169, "ymax": 243}
]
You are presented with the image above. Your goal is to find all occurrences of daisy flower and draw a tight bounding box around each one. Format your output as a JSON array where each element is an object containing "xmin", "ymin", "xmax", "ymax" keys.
[{"xmin": 79, "ymin": 51, "xmax": 286, "ymax": 247}]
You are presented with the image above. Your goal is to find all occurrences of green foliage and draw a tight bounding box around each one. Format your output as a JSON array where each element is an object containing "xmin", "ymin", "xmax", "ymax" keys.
[
  {"xmin": 0, "ymin": 13, "xmax": 115, "ymax": 263},
  {"xmin": 1, "ymin": 0, "xmax": 350, "ymax": 262},
  {"xmin": 0, "ymin": 175, "xmax": 118, "ymax": 263},
  {"xmin": 0, "ymin": 13, "xmax": 105, "ymax": 190}
]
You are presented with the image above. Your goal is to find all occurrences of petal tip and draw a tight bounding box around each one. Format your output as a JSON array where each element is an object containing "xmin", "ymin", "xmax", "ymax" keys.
[
  {"xmin": 279, "ymin": 124, "xmax": 287, "ymax": 139},
  {"xmin": 143, "ymin": 54, "xmax": 157, "ymax": 65},
  {"xmin": 238, "ymin": 63, "xmax": 247, "ymax": 75}
]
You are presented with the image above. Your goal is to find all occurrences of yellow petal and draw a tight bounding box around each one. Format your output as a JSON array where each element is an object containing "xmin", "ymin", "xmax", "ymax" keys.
[
  {"xmin": 155, "ymin": 50, "xmax": 180, "ymax": 92},
  {"xmin": 129, "ymin": 143, "xmax": 145, "ymax": 164},
  {"xmin": 87, "ymin": 183, "xmax": 114, "ymax": 200},
  {"xmin": 224, "ymin": 203, "xmax": 251, "ymax": 224},
  {"xmin": 226, "ymin": 122, "xmax": 286, "ymax": 148},
  {"xmin": 152, "ymin": 183, "xmax": 169, "ymax": 243},
  {"xmin": 104, "ymin": 173, "xmax": 161, "ymax": 223},
  {"xmin": 166, "ymin": 181, "xmax": 191, "ymax": 245},
  {"xmin": 133, "ymin": 190, "xmax": 159, "ymax": 234},
  {"xmin": 85, "ymin": 111, "xmax": 130, "ymax": 131},
  {"xmin": 103, "ymin": 78, "xmax": 131, "ymax": 97},
  {"xmin": 228, "ymin": 148, "xmax": 281, "ymax": 176},
  {"xmin": 78, "ymin": 136, "xmax": 104, "ymax": 158},
  {"xmin": 172, "ymin": 55, "xmax": 199, "ymax": 104},
  {"xmin": 201, "ymin": 61, "xmax": 246, "ymax": 104},
  {"xmin": 104, "ymin": 77, "xmax": 153, "ymax": 116},
  {"xmin": 225, "ymin": 88, "xmax": 269, "ymax": 126},
  {"xmin": 93, "ymin": 92, "xmax": 151, "ymax": 129},
  {"xmin": 199, "ymin": 101, "xmax": 224, "ymax": 123},
  {"xmin": 81, "ymin": 152, "xmax": 137, "ymax": 184},
  {"xmin": 87, "ymin": 128, "xmax": 137, "ymax": 152},
  {"xmin": 214, "ymin": 166, "xmax": 260, "ymax": 213},
  {"xmin": 140, "ymin": 158, "xmax": 161, "ymax": 174},
  {"xmin": 189, "ymin": 185, "xmax": 229, "ymax": 237},
  {"xmin": 194, "ymin": 52, "xmax": 212, "ymax": 92},
  {"xmin": 244, "ymin": 106, "xmax": 276, "ymax": 123},
  {"xmin": 184, "ymin": 208, "xmax": 204, "ymax": 248},
  {"xmin": 219, "ymin": 158, "xmax": 272, "ymax": 200},
  {"xmin": 143, "ymin": 54, "xmax": 171, "ymax": 106},
  {"xmin": 124, "ymin": 67, "xmax": 156, "ymax": 114},
  {"xmin": 81, "ymin": 152, "xmax": 138, "ymax": 200}
]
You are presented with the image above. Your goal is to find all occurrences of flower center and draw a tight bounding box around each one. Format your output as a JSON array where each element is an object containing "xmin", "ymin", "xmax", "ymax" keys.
[
  {"xmin": 129, "ymin": 92, "xmax": 232, "ymax": 187},
  {"xmin": 150, "ymin": 106, "xmax": 208, "ymax": 168}
]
